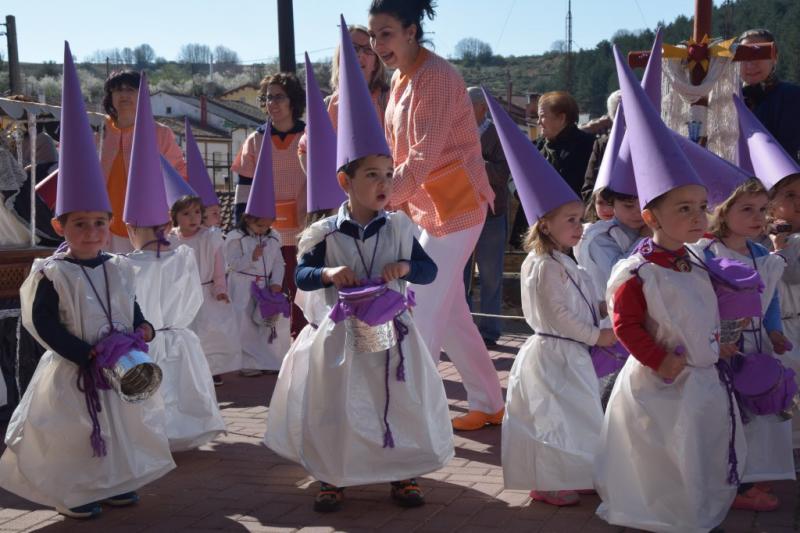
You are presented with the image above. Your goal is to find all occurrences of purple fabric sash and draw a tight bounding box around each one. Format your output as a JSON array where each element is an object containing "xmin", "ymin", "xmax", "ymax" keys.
[
  {"xmin": 77, "ymin": 330, "xmax": 149, "ymax": 457},
  {"xmin": 590, "ymin": 342, "xmax": 629, "ymax": 378},
  {"xmin": 704, "ymin": 256, "xmax": 764, "ymax": 321}
]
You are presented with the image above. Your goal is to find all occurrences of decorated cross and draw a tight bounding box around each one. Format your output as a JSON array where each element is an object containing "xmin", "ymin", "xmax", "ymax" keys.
[{"xmin": 627, "ymin": 0, "xmax": 775, "ymax": 147}]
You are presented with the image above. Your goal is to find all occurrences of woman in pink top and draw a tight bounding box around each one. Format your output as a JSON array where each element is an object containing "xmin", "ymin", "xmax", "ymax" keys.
[
  {"xmin": 298, "ymin": 24, "xmax": 389, "ymax": 172},
  {"xmin": 101, "ymin": 70, "xmax": 186, "ymax": 253},
  {"xmin": 369, "ymin": 0, "xmax": 504, "ymax": 431},
  {"xmin": 231, "ymin": 72, "xmax": 308, "ymax": 338}
]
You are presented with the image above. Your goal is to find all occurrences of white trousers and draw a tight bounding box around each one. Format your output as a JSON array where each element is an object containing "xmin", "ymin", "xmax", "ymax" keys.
[{"xmin": 412, "ymin": 218, "xmax": 505, "ymax": 413}]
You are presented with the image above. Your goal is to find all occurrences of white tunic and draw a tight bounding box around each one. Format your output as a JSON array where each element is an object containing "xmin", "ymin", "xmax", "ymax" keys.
[
  {"xmin": 225, "ymin": 229, "xmax": 290, "ymax": 371},
  {"xmin": 0, "ymin": 254, "xmax": 174, "ymax": 509},
  {"xmin": 265, "ymin": 211, "xmax": 454, "ymax": 487},
  {"xmin": 125, "ymin": 246, "xmax": 225, "ymax": 451},
  {"xmin": 170, "ymin": 227, "xmax": 243, "ymax": 375},
  {"xmin": 690, "ymin": 238, "xmax": 794, "ymax": 483},
  {"xmin": 596, "ymin": 253, "xmax": 746, "ymax": 533},
  {"xmin": 502, "ymin": 251, "xmax": 603, "ymax": 490}
]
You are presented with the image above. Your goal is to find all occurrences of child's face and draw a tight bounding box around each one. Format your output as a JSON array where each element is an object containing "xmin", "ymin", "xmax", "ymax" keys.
[
  {"xmin": 544, "ymin": 201, "xmax": 584, "ymax": 250},
  {"xmin": 52, "ymin": 211, "xmax": 110, "ymax": 259},
  {"xmin": 176, "ymin": 202, "xmax": 203, "ymax": 235},
  {"xmin": 646, "ymin": 185, "xmax": 708, "ymax": 245},
  {"xmin": 594, "ymin": 195, "xmax": 614, "ymax": 221},
  {"xmin": 770, "ymin": 177, "xmax": 800, "ymax": 229},
  {"xmin": 344, "ymin": 155, "xmax": 393, "ymax": 214},
  {"xmin": 203, "ymin": 205, "xmax": 221, "ymax": 227},
  {"xmin": 247, "ymin": 216, "xmax": 274, "ymax": 236},
  {"xmin": 724, "ymin": 192, "xmax": 768, "ymax": 239},
  {"xmin": 613, "ymin": 198, "xmax": 645, "ymax": 230}
]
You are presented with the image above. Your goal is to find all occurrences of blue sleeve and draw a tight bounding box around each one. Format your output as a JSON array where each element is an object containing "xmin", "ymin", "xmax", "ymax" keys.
[
  {"xmin": 764, "ymin": 289, "xmax": 783, "ymax": 334},
  {"xmin": 403, "ymin": 238, "xmax": 437, "ymax": 285},
  {"xmin": 295, "ymin": 239, "xmax": 328, "ymax": 291},
  {"xmin": 587, "ymin": 231, "xmax": 624, "ymax": 289}
]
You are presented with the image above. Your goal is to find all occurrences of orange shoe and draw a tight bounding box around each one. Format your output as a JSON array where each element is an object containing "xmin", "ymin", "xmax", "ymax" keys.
[
  {"xmin": 451, "ymin": 408, "xmax": 505, "ymax": 431},
  {"xmin": 731, "ymin": 487, "xmax": 779, "ymax": 511},
  {"xmin": 529, "ymin": 490, "xmax": 580, "ymax": 507},
  {"xmin": 754, "ymin": 481, "xmax": 773, "ymax": 493}
]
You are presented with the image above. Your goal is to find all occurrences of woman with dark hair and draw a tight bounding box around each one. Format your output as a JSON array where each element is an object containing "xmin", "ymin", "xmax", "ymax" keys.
[
  {"xmin": 101, "ymin": 70, "xmax": 186, "ymax": 252},
  {"xmin": 535, "ymin": 91, "xmax": 596, "ymax": 197},
  {"xmin": 231, "ymin": 72, "xmax": 308, "ymax": 338},
  {"xmin": 369, "ymin": 0, "xmax": 504, "ymax": 431},
  {"xmin": 739, "ymin": 29, "xmax": 800, "ymax": 163}
]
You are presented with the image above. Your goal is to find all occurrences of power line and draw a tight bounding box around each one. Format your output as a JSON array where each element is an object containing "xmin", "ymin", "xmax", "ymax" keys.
[
  {"xmin": 632, "ymin": 0, "xmax": 649, "ymax": 28},
  {"xmin": 495, "ymin": 0, "xmax": 517, "ymax": 50}
]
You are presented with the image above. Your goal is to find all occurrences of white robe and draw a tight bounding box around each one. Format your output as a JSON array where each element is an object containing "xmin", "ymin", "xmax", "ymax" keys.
[
  {"xmin": 225, "ymin": 229, "xmax": 290, "ymax": 371},
  {"xmin": 595, "ymin": 254, "xmax": 746, "ymax": 533},
  {"xmin": 266, "ymin": 211, "xmax": 454, "ymax": 487},
  {"xmin": 502, "ymin": 251, "xmax": 603, "ymax": 490},
  {"xmin": 125, "ymin": 246, "xmax": 225, "ymax": 451},
  {"xmin": 691, "ymin": 238, "xmax": 794, "ymax": 482},
  {"xmin": 170, "ymin": 227, "xmax": 242, "ymax": 375},
  {"xmin": 0, "ymin": 253, "xmax": 174, "ymax": 509}
]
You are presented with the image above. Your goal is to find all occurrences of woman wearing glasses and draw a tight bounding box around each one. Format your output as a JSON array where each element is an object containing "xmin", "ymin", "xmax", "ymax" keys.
[{"xmin": 231, "ymin": 73, "xmax": 308, "ymax": 339}]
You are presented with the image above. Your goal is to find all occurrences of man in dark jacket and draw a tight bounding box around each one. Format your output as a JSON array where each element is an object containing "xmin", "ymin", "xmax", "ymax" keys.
[{"xmin": 464, "ymin": 87, "xmax": 511, "ymax": 347}]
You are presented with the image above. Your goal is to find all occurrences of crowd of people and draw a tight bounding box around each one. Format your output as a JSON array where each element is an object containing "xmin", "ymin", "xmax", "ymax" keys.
[{"xmin": 2, "ymin": 0, "xmax": 800, "ymax": 531}]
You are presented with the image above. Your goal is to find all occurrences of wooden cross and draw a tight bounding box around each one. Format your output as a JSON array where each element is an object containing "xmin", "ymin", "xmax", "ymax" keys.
[{"xmin": 627, "ymin": 0, "xmax": 775, "ymax": 145}]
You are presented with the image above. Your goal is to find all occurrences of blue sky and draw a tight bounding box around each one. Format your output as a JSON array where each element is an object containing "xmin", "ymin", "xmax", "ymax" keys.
[{"xmin": 6, "ymin": 0, "xmax": 723, "ymax": 63}]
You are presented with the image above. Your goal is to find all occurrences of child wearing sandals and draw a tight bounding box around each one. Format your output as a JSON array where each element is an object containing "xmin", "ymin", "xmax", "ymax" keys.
[
  {"xmin": 594, "ymin": 47, "xmax": 745, "ymax": 532},
  {"xmin": 0, "ymin": 45, "xmax": 174, "ymax": 519},
  {"xmin": 691, "ymin": 178, "xmax": 794, "ymax": 512},
  {"xmin": 484, "ymin": 90, "xmax": 613, "ymax": 507},
  {"xmin": 224, "ymin": 133, "xmax": 290, "ymax": 376},
  {"xmin": 267, "ymin": 20, "xmax": 453, "ymax": 513}
]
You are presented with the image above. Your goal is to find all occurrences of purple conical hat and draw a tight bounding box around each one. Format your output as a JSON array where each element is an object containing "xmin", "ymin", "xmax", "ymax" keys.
[
  {"xmin": 733, "ymin": 94, "xmax": 800, "ymax": 191},
  {"xmin": 594, "ymin": 31, "xmax": 663, "ymax": 197},
  {"xmin": 245, "ymin": 120, "xmax": 277, "ymax": 219},
  {"xmin": 161, "ymin": 155, "xmax": 197, "ymax": 207},
  {"xmin": 336, "ymin": 14, "xmax": 390, "ymax": 169},
  {"xmin": 123, "ymin": 71, "xmax": 170, "ymax": 226},
  {"xmin": 671, "ymin": 133, "xmax": 751, "ymax": 207},
  {"xmin": 184, "ymin": 118, "xmax": 219, "ymax": 207},
  {"xmin": 483, "ymin": 87, "xmax": 578, "ymax": 223},
  {"xmin": 305, "ymin": 53, "xmax": 345, "ymax": 211},
  {"xmin": 55, "ymin": 42, "xmax": 111, "ymax": 216},
  {"xmin": 613, "ymin": 46, "xmax": 703, "ymax": 210}
]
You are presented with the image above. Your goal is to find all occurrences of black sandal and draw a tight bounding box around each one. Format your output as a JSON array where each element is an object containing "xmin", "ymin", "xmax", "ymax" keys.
[
  {"xmin": 390, "ymin": 479, "xmax": 425, "ymax": 508},
  {"xmin": 313, "ymin": 482, "xmax": 344, "ymax": 513}
]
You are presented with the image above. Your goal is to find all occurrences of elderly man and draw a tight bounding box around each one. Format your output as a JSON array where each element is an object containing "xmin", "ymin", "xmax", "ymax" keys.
[{"xmin": 463, "ymin": 87, "xmax": 511, "ymax": 347}]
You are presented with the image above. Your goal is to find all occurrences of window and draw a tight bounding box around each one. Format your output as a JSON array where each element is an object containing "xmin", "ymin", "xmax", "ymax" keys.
[{"xmin": 166, "ymin": 106, "xmax": 172, "ymax": 114}]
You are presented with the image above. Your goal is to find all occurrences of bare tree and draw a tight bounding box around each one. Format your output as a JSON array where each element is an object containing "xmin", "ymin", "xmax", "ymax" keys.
[
  {"xmin": 214, "ymin": 45, "xmax": 240, "ymax": 68},
  {"xmin": 134, "ymin": 44, "xmax": 156, "ymax": 68},
  {"xmin": 550, "ymin": 40, "xmax": 567, "ymax": 53},
  {"xmin": 121, "ymin": 47, "xmax": 135, "ymax": 65},
  {"xmin": 454, "ymin": 37, "xmax": 493, "ymax": 63},
  {"xmin": 178, "ymin": 43, "xmax": 213, "ymax": 64}
]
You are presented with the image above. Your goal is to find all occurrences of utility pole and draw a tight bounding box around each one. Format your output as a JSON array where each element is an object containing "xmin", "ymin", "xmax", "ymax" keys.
[
  {"xmin": 565, "ymin": 0, "xmax": 574, "ymax": 93},
  {"xmin": 106, "ymin": 56, "xmax": 110, "ymax": 78},
  {"xmin": 2, "ymin": 15, "xmax": 22, "ymax": 95},
  {"xmin": 277, "ymin": 0, "xmax": 297, "ymax": 73}
]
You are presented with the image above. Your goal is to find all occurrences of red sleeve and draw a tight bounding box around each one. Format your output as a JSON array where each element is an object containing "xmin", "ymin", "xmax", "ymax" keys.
[{"xmin": 612, "ymin": 276, "xmax": 667, "ymax": 371}]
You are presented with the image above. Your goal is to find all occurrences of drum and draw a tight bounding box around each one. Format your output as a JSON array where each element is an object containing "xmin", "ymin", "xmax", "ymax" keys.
[
  {"xmin": 337, "ymin": 284, "xmax": 401, "ymax": 353},
  {"xmin": 732, "ymin": 353, "xmax": 798, "ymax": 419},
  {"xmin": 102, "ymin": 349, "xmax": 162, "ymax": 403}
]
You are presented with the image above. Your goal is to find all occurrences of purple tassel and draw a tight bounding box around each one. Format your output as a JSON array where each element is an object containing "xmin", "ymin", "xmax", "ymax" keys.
[
  {"xmin": 382, "ymin": 348, "xmax": 395, "ymax": 448},
  {"xmin": 393, "ymin": 317, "xmax": 408, "ymax": 382},
  {"xmin": 716, "ymin": 360, "xmax": 740, "ymax": 486},
  {"xmin": 268, "ymin": 326, "xmax": 277, "ymax": 344},
  {"xmin": 77, "ymin": 369, "xmax": 107, "ymax": 457}
]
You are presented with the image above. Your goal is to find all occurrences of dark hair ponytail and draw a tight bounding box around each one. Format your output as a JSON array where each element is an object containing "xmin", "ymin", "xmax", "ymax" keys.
[{"xmin": 369, "ymin": 0, "xmax": 436, "ymax": 43}]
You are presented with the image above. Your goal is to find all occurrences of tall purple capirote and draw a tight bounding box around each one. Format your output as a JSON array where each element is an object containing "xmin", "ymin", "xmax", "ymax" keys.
[
  {"xmin": 613, "ymin": 45, "xmax": 704, "ymax": 210},
  {"xmin": 123, "ymin": 71, "xmax": 170, "ymax": 226},
  {"xmin": 483, "ymin": 87, "xmax": 579, "ymax": 224},
  {"xmin": 304, "ymin": 52, "xmax": 346, "ymax": 211},
  {"xmin": 245, "ymin": 120, "xmax": 277, "ymax": 219},
  {"xmin": 56, "ymin": 41, "xmax": 112, "ymax": 216},
  {"xmin": 161, "ymin": 155, "xmax": 198, "ymax": 207},
  {"xmin": 733, "ymin": 93, "xmax": 800, "ymax": 191},
  {"xmin": 335, "ymin": 14, "xmax": 391, "ymax": 170},
  {"xmin": 184, "ymin": 118, "xmax": 219, "ymax": 207}
]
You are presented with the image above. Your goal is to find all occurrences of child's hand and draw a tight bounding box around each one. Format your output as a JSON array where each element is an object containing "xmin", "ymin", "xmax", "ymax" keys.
[
  {"xmin": 596, "ymin": 328, "xmax": 617, "ymax": 347},
  {"xmin": 770, "ymin": 220, "xmax": 791, "ymax": 251},
  {"xmin": 719, "ymin": 343, "xmax": 739, "ymax": 359},
  {"xmin": 598, "ymin": 301, "xmax": 608, "ymax": 319},
  {"xmin": 769, "ymin": 330, "xmax": 791, "ymax": 355},
  {"xmin": 252, "ymin": 244, "xmax": 265, "ymax": 261},
  {"xmin": 656, "ymin": 350, "xmax": 686, "ymax": 380},
  {"xmin": 216, "ymin": 292, "xmax": 230, "ymax": 303},
  {"xmin": 382, "ymin": 261, "xmax": 410, "ymax": 282},
  {"xmin": 322, "ymin": 266, "xmax": 358, "ymax": 288},
  {"xmin": 135, "ymin": 323, "xmax": 154, "ymax": 343},
  {"xmin": 269, "ymin": 284, "xmax": 282, "ymax": 294}
]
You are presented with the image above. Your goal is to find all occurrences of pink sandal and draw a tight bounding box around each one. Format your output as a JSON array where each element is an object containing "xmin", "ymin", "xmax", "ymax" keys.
[
  {"xmin": 529, "ymin": 490, "xmax": 580, "ymax": 507},
  {"xmin": 731, "ymin": 487, "xmax": 779, "ymax": 512}
]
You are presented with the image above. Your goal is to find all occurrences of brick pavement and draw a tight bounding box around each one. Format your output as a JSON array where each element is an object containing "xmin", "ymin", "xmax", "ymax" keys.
[{"xmin": 0, "ymin": 333, "xmax": 797, "ymax": 532}]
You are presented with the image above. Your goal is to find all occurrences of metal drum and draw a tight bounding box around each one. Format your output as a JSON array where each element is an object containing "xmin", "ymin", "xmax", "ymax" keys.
[
  {"xmin": 102, "ymin": 349, "xmax": 163, "ymax": 403},
  {"xmin": 719, "ymin": 319, "xmax": 746, "ymax": 344},
  {"xmin": 345, "ymin": 316, "xmax": 397, "ymax": 353}
]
